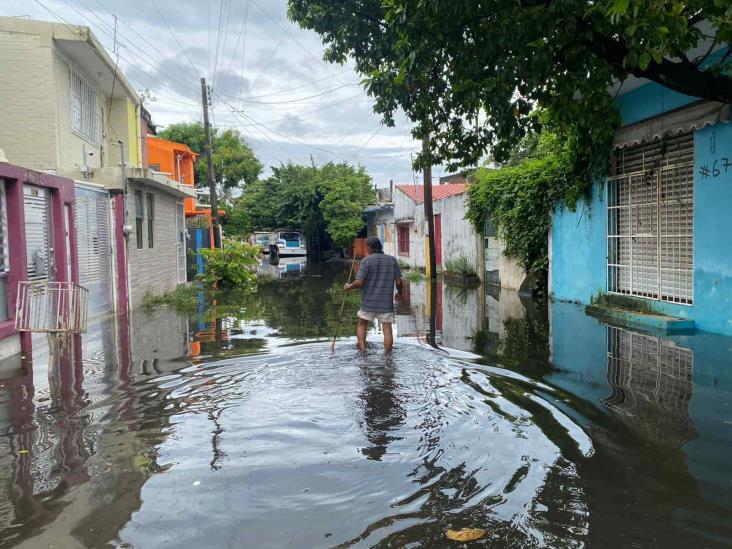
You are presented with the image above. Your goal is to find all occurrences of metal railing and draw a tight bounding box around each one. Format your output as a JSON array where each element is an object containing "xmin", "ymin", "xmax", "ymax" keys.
[{"xmin": 15, "ymin": 281, "xmax": 89, "ymax": 334}]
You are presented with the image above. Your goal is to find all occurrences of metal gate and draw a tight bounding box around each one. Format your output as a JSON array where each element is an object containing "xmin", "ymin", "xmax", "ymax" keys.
[
  {"xmin": 607, "ymin": 133, "xmax": 694, "ymax": 305},
  {"xmin": 75, "ymin": 184, "xmax": 112, "ymax": 318},
  {"xmin": 23, "ymin": 185, "xmax": 53, "ymax": 282},
  {"xmin": 176, "ymin": 202, "xmax": 187, "ymax": 283}
]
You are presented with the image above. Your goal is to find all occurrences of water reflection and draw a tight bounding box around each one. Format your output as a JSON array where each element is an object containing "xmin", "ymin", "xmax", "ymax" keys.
[{"xmin": 0, "ymin": 261, "xmax": 730, "ymax": 547}]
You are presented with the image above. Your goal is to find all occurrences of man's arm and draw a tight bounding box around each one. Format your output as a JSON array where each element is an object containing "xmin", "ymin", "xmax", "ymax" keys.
[
  {"xmin": 394, "ymin": 277, "xmax": 403, "ymax": 301},
  {"xmin": 344, "ymin": 279, "xmax": 364, "ymax": 291}
]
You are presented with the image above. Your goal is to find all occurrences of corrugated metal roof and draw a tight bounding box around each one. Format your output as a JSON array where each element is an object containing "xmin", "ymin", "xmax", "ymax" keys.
[{"xmin": 395, "ymin": 184, "xmax": 467, "ymax": 203}]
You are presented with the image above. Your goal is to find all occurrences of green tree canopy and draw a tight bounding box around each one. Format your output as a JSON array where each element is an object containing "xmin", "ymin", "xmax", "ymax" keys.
[
  {"xmin": 228, "ymin": 160, "xmax": 375, "ymax": 247},
  {"xmin": 158, "ymin": 122, "xmax": 263, "ymax": 190},
  {"xmin": 289, "ymin": 0, "xmax": 732, "ymax": 179}
]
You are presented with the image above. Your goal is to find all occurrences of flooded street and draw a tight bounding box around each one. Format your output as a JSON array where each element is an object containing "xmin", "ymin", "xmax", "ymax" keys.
[{"xmin": 1, "ymin": 261, "xmax": 731, "ymax": 548}]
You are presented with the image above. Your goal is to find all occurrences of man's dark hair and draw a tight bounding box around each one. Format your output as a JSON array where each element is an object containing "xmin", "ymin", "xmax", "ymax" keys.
[{"xmin": 365, "ymin": 236, "xmax": 383, "ymax": 252}]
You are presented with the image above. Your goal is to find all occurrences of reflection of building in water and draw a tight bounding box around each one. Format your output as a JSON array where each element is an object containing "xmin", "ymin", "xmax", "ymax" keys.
[
  {"xmin": 130, "ymin": 308, "xmax": 189, "ymax": 375},
  {"xmin": 258, "ymin": 257, "xmax": 308, "ymax": 279},
  {"xmin": 603, "ymin": 326, "xmax": 696, "ymax": 445}
]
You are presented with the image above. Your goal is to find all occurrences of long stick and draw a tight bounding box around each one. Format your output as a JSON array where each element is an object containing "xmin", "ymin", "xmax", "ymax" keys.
[{"xmin": 331, "ymin": 254, "xmax": 357, "ymax": 352}]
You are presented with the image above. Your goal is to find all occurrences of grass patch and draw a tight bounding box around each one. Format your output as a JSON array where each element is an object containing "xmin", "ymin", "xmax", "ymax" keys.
[
  {"xmin": 405, "ymin": 270, "xmax": 424, "ymax": 283},
  {"xmin": 143, "ymin": 284, "xmax": 199, "ymax": 313},
  {"xmin": 591, "ymin": 291, "xmax": 657, "ymax": 314},
  {"xmin": 443, "ymin": 255, "xmax": 477, "ymax": 276}
]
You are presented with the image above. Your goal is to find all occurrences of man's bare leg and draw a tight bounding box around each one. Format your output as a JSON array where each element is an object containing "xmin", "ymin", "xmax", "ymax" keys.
[
  {"xmin": 383, "ymin": 322, "xmax": 393, "ymax": 352},
  {"xmin": 357, "ymin": 318, "xmax": 368, "ymax": 351}
]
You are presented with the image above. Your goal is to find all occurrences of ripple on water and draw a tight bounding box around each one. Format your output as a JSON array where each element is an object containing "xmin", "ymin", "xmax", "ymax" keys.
[{"xmin": 110, "ymin": 342, "xmax": 593, "ymax": 548}]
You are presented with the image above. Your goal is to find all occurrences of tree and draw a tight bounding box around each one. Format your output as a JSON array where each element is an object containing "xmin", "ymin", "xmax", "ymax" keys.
[
  {"xmin": 289, "ymin": 0, "xmax": 731, "ymax": 179},
  {"xmin": 232, "ymin": 160, "xmax": 375, "ymax": 246},
  {"xmin": 158, "ymin": 122, "xmax": 262, "ymax": 191}
]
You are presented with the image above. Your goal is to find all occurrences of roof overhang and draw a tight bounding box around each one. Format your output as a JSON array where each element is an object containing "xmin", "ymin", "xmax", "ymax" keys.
[
  {"xmin": 613, "ymin": 100, "xmax": 731, "ymax": 149},
  {"xmin": 54, "ymin": 28, "xmax": 139, "ymax": 101},
  {"xmin": 127, "ymin": 167, "xmax": 196, "ymax": 198}
]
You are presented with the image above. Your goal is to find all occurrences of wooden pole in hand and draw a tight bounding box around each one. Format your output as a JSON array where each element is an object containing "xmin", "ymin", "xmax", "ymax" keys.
[{"xmin": 331, "ymin": 254, "xmax": 357, "ymax": 353}]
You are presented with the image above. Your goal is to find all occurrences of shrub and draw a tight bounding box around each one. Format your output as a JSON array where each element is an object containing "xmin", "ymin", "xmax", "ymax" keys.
[{"xmin": 198, "ymin": 238, "xmax": 259, "ymax": 287}]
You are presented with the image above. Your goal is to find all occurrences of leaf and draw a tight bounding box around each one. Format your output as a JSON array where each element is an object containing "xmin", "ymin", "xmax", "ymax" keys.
[
  {"xmin": 639, "ymin": 52, "xmax": 651, "ymax": 70},
  {"xmin": 613, "ymin": 0, "xmax": 629, "ymax": 15},
  {"xmin": 445, "ymin": 528, "xmax": 486, "ymax": 542}
]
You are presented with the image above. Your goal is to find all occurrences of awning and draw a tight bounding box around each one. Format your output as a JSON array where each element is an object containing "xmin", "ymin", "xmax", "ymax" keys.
[{"xmin": 614, "ymin": 100, "xmax": 731, "ymax": 149}]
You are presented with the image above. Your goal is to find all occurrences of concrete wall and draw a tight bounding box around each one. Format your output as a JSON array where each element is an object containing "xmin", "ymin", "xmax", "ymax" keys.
[
  {"xmin": 550, "ymin": 81, "xmax": 732, "ymax": 335},
  {"xmin": 126, "ymin": 182, "xmax": 183, "ymax": 309}
]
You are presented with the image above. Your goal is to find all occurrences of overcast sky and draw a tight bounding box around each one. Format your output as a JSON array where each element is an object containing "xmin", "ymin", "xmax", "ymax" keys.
[{"xmin": 3, "ymin": 0, "xmax": 442, "ymax": 186}]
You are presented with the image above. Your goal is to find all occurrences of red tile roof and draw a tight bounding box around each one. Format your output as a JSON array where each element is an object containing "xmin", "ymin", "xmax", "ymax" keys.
[{"xmin": 395, "ymin": 183, "xmax": 467, "ymax": 203}]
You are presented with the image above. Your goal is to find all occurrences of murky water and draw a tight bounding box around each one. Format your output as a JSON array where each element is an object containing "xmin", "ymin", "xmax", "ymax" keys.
[{"xmin": 1, "ymin": 261, "xmax": 731, "ymax": 547}]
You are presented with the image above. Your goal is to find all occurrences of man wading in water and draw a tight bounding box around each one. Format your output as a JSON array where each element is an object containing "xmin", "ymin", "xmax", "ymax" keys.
[{"xmin": 344, "ymin": 236, "xmax": 403, "ymax": 352}]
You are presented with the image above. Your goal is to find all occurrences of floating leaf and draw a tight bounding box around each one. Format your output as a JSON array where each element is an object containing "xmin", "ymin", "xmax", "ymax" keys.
[{"xmin": 445, "ymin": 528, "xmax": 486, "ymax": 542}]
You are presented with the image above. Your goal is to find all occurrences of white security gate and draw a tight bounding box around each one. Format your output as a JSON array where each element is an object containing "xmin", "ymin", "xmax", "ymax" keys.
[
  {"xmin": 75, "ymin": 184, "xmax": 113, "ymax": 318},
  {"xmin": 483, "ymin": 217, "xmax": 500, "ymax": 285},
  {"xmin": 607, "ymin": 133, "xmax": 694, "ymax": 305},
  {"xmin": 176, "ymin": 202, "xmax": 187, "ymax": 283},
  {"xmin": 23, "ymin": 185, "xmax": 53, "ymax": 282}
]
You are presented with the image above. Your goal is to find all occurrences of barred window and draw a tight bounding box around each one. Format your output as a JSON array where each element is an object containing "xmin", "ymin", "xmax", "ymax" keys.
[
  {"xmin": 146, "ymin": 193, "xmax": 155, "ymax": 248},
  {"xmin": 70, "ymin": 65, "xmax": 100, "ymax": 143},
  {"xmin": 135, "ymin": 191, "xmax": 144, "ymax": 249},
  {"xmin": 607, "ymin": 133, "xmax": 694, "ymax": 305},
  {"xmin": 397, "ymin": 224, "xmax": 410, "ymax": 255}
]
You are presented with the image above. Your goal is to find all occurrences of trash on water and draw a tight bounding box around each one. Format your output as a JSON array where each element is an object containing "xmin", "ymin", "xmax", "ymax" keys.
[
  {"xmin": 445, "ymin": 528, "xmax": 486, "ymax": 542},
  {"xmin": 193, "ymin": 481, "xmax": 201, "ymax": 486}
]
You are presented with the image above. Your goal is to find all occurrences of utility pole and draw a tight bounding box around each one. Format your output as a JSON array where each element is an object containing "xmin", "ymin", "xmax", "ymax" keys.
[
  {"xmin": 201, "ymin": 77, "xmax": 222, "ymax": 248},
  {"xmin": 422, "ymin": 136, "xmax": 436, "ymax": 280}
]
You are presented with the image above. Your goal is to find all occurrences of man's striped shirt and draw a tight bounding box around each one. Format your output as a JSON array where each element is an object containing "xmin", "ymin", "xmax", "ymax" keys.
[{"xmin": 356, "ymin": 252, "xmax": 402, "ymax": 313}]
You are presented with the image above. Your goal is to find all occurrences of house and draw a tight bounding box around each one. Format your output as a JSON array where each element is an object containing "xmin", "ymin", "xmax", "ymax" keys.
[
  {"xmin": 145, "ymin": 134, "xmax": 221, "ymax": 280},
  {"xmin": 0, "ymin": 17, "xmax": 195, "ymax": 311},
  {"xmin": 364, "ymin": 182, "xmax": 395, "ymax": 257},
  {"xmin": 549, "ymin": 77, "xmax": 732, "ymax": 335},
  {"xmin": 393, "ymin": 181, "xmax": 526, "ymax": 289}
]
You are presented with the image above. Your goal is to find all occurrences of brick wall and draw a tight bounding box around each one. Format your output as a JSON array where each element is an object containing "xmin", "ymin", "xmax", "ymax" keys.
[{"xmin": 126, "ymin": 182, "xmax": 183, "ymax": 309}]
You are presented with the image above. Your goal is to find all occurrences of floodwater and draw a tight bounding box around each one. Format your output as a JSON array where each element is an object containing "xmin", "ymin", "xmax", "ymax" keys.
[{"xmin": 1, "ymin": 260, "xmax": 731, "ymax": 547}]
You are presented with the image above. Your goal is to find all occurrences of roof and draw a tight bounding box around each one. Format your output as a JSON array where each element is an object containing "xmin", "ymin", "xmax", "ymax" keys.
[
  {"xmin": 395, "ymin": 184, "xmax": 467, "ymax": 203},
  {"xmin": 147, "ymin": 135, "xmax": 199, "ymax": 159}
]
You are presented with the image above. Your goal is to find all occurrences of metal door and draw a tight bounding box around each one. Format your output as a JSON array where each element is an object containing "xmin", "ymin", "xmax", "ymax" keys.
[
  {"xmin": 75, "ymin": 184, "xmax": 112, "ymax": 318},
  {"xmin": 23, "ymin": 185, "xmax": 53, "ymax": 282},
  {"xmin": 176, "ymin": 202, "xmax": 187, "ymax": 283}
]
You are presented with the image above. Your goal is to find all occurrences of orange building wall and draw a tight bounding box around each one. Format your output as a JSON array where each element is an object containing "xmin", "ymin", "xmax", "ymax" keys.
[{"xmin": 146, "ymin": 136, "xmax": 198, "ymax": 213}]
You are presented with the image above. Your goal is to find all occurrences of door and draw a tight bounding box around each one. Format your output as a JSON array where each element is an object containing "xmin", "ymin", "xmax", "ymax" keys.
[
  {"xmin": 23, "ymin": 185, "xmax": 53, "ymax": 282},
  {"xmin": 176, "ymin": 202, "xmax": 187, "ymax": 283},
  {"xmin": 484, "ymin": 217, "xmax": 501, "ymax": 285},
  {"xmin": 75, "ymin": 184, "xmax": 113, "ymax": 317},
  {"xmin": 433, "ymin": 214, "xmax": 442, "ymax": 266}
]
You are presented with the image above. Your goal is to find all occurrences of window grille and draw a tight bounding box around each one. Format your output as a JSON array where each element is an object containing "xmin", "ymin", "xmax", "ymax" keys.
[
  {"xmin": 147, "ymin": 193, "xmax": 155, "ymax": 248},
  {"xmin": 135, "ymin": 191, "xmax": 144, "ymax": 249},
  {"xmin": 607, "ymin": 134, "xmax": 694, "ymax": 305},
  {"xmin": 70, "ymin": 66, "xmax": 100, "ymax": 143},
  {"xmin": 75, "ymin": 194, "xmax": 110, "ymax": 284},
  {"xmin": 397, "ymin": 224, "xmax": 410, "ymax": 255}
]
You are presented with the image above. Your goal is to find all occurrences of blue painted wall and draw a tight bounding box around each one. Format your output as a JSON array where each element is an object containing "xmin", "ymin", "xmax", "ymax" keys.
[{"xmin": 551, "ymin": 81, "xmax": 732, "ymax": 335}]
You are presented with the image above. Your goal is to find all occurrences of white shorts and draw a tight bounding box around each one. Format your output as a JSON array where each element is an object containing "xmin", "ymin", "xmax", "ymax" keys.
[{"xmin": 357, "ymin": 310, "xmax": 395, "ymax": 323}]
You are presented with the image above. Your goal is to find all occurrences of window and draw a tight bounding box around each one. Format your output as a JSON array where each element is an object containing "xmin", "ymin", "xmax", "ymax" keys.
[
  {"xmin": 70, "ymin": 65, "xmax": 100, "ymax": 143},
  {"xmin": 607, "ymin": 133, "xmax": 694, "ymax": 305},
  {"xmin": 398, "ymin": 224, "xmax": 410, "ymax": 255},
  {"xmin": 147, "ymin": 193, "xmax": 155, "ymax": 248},
  {"xmin": 135, "ymin": 191, "xmax": 144, "ymax": 249}
]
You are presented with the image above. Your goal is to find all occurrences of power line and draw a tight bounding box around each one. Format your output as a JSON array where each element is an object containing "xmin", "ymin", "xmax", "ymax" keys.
[
  {"xmin": 234, "ymin": 83, "xmax": 360, "ymax": 105},
  {"xmin": 150, "ymin": 0, "xmax": 199, "ymax": 78}
]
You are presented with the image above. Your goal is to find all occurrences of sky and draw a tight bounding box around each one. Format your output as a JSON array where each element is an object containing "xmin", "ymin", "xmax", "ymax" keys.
[{"xmin": 3, "ymin": 0, "xmax": 440, "ymax": 186}]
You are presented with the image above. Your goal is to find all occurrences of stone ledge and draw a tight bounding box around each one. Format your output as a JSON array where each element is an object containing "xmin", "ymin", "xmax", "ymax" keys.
[{"xmin": 586, "ymin": 303, "xmax": 695, "ymax": 334}]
